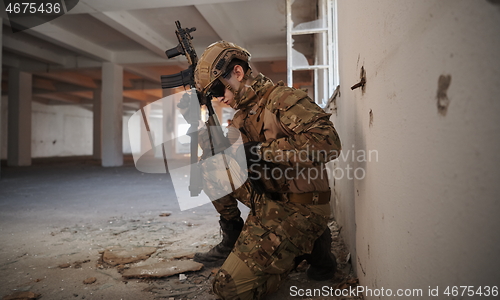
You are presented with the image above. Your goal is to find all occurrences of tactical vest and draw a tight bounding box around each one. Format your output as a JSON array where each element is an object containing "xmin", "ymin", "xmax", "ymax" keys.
[{"xmin": 233, "ymin": 81, "xmax": 325, "ymax": 193}]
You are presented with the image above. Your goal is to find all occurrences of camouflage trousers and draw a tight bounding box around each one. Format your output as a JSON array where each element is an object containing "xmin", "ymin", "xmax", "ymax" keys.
[
  {"xmin": 200, "ymin": 156, "xmax": 330, "ymax": 299},
  {"xmin": 212, "ymin": 190, "xmax": 330, "ymax": 299},
  {"xmin": 211, "ymin": 194, "xmax": 241, "ymax": 221},
  {"xmin": 200, "ymin": 144, "xmax": 246, "ymax": 222}
]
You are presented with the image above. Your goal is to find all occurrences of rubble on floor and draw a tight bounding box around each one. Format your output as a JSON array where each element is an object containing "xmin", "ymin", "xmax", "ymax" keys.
[
  {"xmin": 82, "ymin": 277, "xmax": 97, "ymax": 285},
  {"xmin": 100, "ymin": 246, "xmax": 158, "ymax": 266},
  {"xmin": 2, "ymin": 291, "xmax": 40, "ymax": 300},
  {"xmin": 0, "ymin": 162, "xmax": 364, "ymax": 300},
  {"xmin": 122, "ymin": 260, "xmax": 203, "ymax": 279}
]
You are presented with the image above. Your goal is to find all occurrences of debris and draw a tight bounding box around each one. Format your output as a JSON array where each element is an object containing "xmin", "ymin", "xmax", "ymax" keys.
[
  {"xmin": 179, "ymin": 274, "xmax": 187, "ymax": 281},
  {"xmin": 73, "ymin": 259, "xmax": 90, "ymax": 269},
  {"xmin": 159, "ymin": 212, "xmax": 172, "ymax": 217},
  {"xmin": 122, "ymin": 260, "xmax": 203, "ymax": 279},
  {"xmin": 296, "ymin": 260, "xmax": 308, "ymax": 272},
  {"xmin": 101, "ymin": 246, "xmax": 157, "ymax": 266},
  {"xmin": 18, "ymin": 286, "xmax": 32, "ymax": 293},
  {"xmin": 155, "ymin": 289, "xmax": 198, "ymax": 298},
  {"xmin": 111, "ymin": 226, "xmax": 138, "ymax": 236},
  {"xmin": 345, "ymin": 253, "xmax": 351, "ymax": 264},
  {"xmin": 83, "ymin": 277, "xmax": 97, "ymax": 285},
  {"xmin": 58, "ymin": 263, "xmax": 71, "ymax": 269},
  {"xmin": 2, "ymin": 291, "xmax": 41, "ymax": 300},
  {"xmin": 169, "ymin": 251, "xmax": 195, "ymax": 260},
  {"xmin": 182, "ymin": 221, "xmax": 195, "ymax": 227},
  {"xmin": 336, "ymin": 277, "xmax": 359, "ymax": 290}
]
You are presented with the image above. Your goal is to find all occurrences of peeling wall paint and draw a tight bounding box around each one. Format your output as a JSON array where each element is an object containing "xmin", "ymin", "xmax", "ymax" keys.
[{"xmin": 437, "ymin": 74, "xmax": 452, "ymax": 116}]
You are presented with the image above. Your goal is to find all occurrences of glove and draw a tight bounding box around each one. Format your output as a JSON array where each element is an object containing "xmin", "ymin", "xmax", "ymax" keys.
[
  {"xmin": 242, "ymin": 142, "xmax": 265, "ymax": 194},
  {"xmin": 176, "ymin": 91, "xmax": 200, "ymax": 124},
  {"xmin": 243, "ymin": 142, "xmax": 262, "ymax": 164}
]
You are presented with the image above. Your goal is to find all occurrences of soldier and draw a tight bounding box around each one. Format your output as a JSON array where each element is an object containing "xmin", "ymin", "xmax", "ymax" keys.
[{"xmin": 193, "ymin": 41, "xmax": 342, "ymax": 299}]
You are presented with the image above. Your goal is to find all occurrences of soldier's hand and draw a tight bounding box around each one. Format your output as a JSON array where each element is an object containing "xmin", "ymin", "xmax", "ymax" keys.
[
  {"xmin": 176, "ymin": 91, "xmax": 200, "ymax": 124},
  {"xmin": 242, "ymin": 142, "xmax": 265, "ymax": 195},
  {"xmin": 243, "ymin": 142, "xmax": 261, "ymax": 164}
]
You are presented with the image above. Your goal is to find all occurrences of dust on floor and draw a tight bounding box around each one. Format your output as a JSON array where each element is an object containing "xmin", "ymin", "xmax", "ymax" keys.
[{"xmin": 0, "ymin": 159, "xmax": 362, "ymax": 300}]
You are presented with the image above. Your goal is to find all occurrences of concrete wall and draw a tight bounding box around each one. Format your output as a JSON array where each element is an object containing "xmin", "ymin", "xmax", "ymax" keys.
[
  {"xmin": 0, "ymin": 101, "xmax": 133, "ymax": 159},
  {"xmin": 332, "ymin": 0, "xmax": 500, "ymax": 296},
  {"xmin": 31, "ymin": 102, "xmax": 93, "ymax": 158},
  {"xmin": 123, "ymin": 114, "xmax": 134, "ymax": 155}
]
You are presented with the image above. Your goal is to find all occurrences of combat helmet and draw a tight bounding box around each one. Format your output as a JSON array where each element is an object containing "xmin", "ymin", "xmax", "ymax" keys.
[{"xmin": 194, "ymin": 41, "xmax": 251, "ymax": 99}]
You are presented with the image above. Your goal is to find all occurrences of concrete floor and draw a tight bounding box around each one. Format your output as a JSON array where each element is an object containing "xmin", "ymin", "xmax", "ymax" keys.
[{"xmin": 0, "ymin": 157, "xmax": 361, "ymax": 300}]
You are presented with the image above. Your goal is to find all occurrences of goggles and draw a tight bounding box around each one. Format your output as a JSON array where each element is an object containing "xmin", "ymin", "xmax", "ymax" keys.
[{"xmin": 208, "ymin": 71, "xmax": 232, "ymax": 97}]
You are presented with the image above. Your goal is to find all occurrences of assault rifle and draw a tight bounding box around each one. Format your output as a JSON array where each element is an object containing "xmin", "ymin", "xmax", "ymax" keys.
[
  {"xmin": 161, "ymin": 21, "xmax": 232, "ymax": 197},
  {"xmin": 161, "ymin": 21, "xmax": 197, "ymax": 89}
]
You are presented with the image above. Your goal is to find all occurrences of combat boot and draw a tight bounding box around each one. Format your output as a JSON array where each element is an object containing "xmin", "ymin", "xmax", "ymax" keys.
[
  {"xmin": 193, "ymin": 216, "xmax": 244, "ymax": 267},
  {"xmin": 295, "ymin": 227, "xmax": 337, "ymax": 281}
]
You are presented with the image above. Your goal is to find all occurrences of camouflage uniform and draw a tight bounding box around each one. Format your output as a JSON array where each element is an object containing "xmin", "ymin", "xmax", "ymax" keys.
[{"xmin": 204, "ymin": 74, "xmax": 341, "ymax": 299}]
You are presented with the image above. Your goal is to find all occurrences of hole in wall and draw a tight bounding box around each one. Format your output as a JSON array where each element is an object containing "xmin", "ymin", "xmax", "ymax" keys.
[{"xmin": 437, "ymin": 74, "xmax": 452, "ymax": 116}]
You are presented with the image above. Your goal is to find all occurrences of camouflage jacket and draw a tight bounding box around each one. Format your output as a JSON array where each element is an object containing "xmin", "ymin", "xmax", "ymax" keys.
[{"xmin": 230, "ymin": 74, "xmax": 342, "ymax": 193}]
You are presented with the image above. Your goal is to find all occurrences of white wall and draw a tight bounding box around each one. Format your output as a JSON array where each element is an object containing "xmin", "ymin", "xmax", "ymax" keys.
[
  {"xmin": 123, "ymin": 114, "xmax": 132, "ymax": 155},
  {"xmin": 333, "ymin": 0, "xmax": 500, "ymax": 297},
  {"xmin": 1, "ymin": 100, "xmax": 138, "ymax": 160}
]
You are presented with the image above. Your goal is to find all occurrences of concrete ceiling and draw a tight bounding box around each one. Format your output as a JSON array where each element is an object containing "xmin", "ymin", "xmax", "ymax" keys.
[{"xmin": 1, "ymin": 0, "xmax": 291, "ymax": 111}]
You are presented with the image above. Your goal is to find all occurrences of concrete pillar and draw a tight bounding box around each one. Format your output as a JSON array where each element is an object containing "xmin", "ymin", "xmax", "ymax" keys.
[
  {"xmin": 93, "ymin": 88, "xmax": 102, "ymax": 160},
  {"xmin": 7, "ymin": 68, "xmax": 32, "ymax": 167},
  {"xmin": 101, "ymin": 63, "xmax": 123, "ymax": 167}
]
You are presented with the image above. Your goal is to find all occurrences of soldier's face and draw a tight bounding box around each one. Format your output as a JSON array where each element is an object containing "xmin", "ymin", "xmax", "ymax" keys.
[
  {"xmin": 217, "ymin": 85, "xmax": 236, "ymax": 107},
  {"xmin": 215, "ymin": 67, "xmax": 244, "ymax": 108}
]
